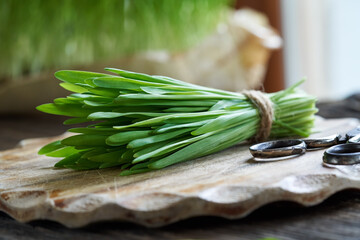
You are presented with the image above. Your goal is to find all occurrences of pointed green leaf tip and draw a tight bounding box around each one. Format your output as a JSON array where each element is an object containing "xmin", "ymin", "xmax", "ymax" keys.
[
  {"xmin": 38, "ymin": 140, "xmax": 64, "ymax": 155},
  {"xmin": 36, "ymin": 103, "xmax": 93, "ymax": 117},
  {"xmin": 54, "ymin": 70, "xmax": 109, "ymax": 84},
  {"xmin": 60, "ymin": 82, "xmax": 88, "ymax": 93}
]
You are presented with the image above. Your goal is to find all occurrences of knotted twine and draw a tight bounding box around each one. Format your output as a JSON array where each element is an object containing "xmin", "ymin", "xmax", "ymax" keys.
[{"xmin": 242, "ymin": 90, "xmax": 274, "ymax": 143}]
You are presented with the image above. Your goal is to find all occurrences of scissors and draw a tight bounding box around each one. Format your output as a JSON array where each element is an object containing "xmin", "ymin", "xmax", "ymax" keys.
[{"xmin": 249, "ymin": 126, "xmax": 360, "ymax": 165}]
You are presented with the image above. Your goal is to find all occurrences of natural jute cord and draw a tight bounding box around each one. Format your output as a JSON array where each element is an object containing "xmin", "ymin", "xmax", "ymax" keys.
[{"xmin": 242, "ymin": 90, "xmax": 274, "ymax": 143}]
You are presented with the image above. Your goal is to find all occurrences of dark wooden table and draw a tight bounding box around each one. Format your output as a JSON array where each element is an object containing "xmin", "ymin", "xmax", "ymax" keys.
[{"xmin": 1, "ymin": 95, "xmax": 360, "ymax": 240}]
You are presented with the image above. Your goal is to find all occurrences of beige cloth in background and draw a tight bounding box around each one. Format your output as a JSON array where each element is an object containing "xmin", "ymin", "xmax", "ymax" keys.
[{"xmin": 0, "ymin": 9, "xmax": 281, "ymax": 113}]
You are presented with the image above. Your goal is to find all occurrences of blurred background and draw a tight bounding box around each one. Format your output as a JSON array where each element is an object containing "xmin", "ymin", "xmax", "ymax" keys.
[{"xmin": 0, "ymin": 0, "xmax": 359, "ymax": 114}]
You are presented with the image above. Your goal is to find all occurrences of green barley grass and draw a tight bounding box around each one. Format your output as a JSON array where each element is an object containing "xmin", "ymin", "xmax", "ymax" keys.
[{"xmin": 37, "ymin": 68, "xmax": 317, "ymax": 175}]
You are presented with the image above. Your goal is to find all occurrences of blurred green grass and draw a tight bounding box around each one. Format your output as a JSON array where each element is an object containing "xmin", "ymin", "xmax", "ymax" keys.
[{"xmin": 0, "ymin": 0, "xmax": 231, "ymax": 79}]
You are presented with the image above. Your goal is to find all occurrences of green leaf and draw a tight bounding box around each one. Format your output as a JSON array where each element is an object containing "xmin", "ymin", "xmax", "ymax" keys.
[
  {"xmin": 191, "ymin": 110, "xmax": 256, "ymax": 135},
  {"xmin": 61, "ymin": 134, "xmax": 108, "ymax": 146},
  {"xmin": 113, "ymin": 111, "xmax": 224, "ymax": 130},
  {"xmin": 163, "ymin": 107, "xmax": 209, "ymax": 112},
  {"xmin": 209, "ymin": 100, "xmax": 242, "ymax": 111},
  {"xmin": 81, "ymin": 148, "xmax": 107, "ymax": 158},
  {"xmin": 72, "ymin": 157, "xmax": 101, "ymax": 169},
  {"xmin": 53, "ymin": 97, "xmax": 81, "ymax": 105},
  {"xmin": 54, "ymin": 153, "xmax": 82, "ymax": 168},
  {"xmin": 112, "ymin": 99, "xmax": 217, "ymax": 107},
  {"xmin": 60, "ymin": 82, "xmax": 88, "ymax": 93},
  {"xmin": 106, "ymin": 68, "xmax": 179, "ymax": 85},
  {"xmin": 63, "ymin": 117, "xmax": 91, "ymax": 125},
  {"xmin": 88, "ymin": 150, "xmax": 125, "ymax": 163},
  {"xmin": 116, "ymin": 93, "xmax": 238, "ymax": 101},
  {"xmin": 38, "ymin": 140, "xmax": 64, "ymax": 155},
  {"xmin": 88, "ymin": 111, "xmax": 167, "ymax": 120},
  {"xmin": 68, "ymin": 127, "xmax": 120, "ymax": 134},
  {"xmin": 55, "ymin": 70, "xmax": 109, "ymax": 84},
  {"xmin": 87, "ymin": 112, "xmax": 124, "ymax": 119},
  {"xmin": 99, "ymin": 162, "xmax": 122, "ymax": 169},
  {"xmin": 133, "ymin": 140, "xmax": 172, "ymax": 158},
  {"xmin": 45, "ymin": 146, "xmax": 78, "ymax": 157},
  {"xmin": 87, "ymin": 87, "xmax": 120, "ymax": 98},
  {"xmin": 154, "ymin": 120, "xmax": 208, "ymax": 133},
  {"xmin": 120, "ymin": 163, "xmax": 132, "ymax": 170},
  {"xmin": 92, "ymin": 77, "xmax": 164, "ymax": 90},
  {"xmin": 121, "ymin": 149, "xmax": 135, "ymax": 162},
  {"xmin": 128, "ymin": 128, "xmax": 193, "ymax": 148},
  {"xmin": 106, "ymin": 130, "xmax": 152, "ymax": 146},
  {"xmin": 36, "ymin": 103, "xmax": 93, "ymax": 117},
  {"xmin": 119, "ymin": 168, "xmax": 152, "ymax": 176}
]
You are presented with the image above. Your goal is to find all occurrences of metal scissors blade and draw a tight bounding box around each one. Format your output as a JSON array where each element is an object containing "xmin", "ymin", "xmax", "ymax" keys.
[
  {"xmin": 303, "ymin": 134, "xmax": 340, "ymax": 149},
  {"xmin": 249, "ymin": 126, "xmax": 360, "ymax": 165}
]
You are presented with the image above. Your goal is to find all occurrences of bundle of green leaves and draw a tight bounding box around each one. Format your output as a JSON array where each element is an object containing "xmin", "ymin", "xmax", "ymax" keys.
[{"xmin": 37, "ymin": 68, "xmax": 317, "ymax": 175}]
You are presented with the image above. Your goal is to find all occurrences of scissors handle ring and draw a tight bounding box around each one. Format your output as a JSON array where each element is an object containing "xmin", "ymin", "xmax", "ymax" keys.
[
  {"xmin": 323, "ymin": 143, "xmax": 360, "ymax": 165},
  {"xmin": 249, "ymin": 139, "xmax": 306, "ymax": 158}
]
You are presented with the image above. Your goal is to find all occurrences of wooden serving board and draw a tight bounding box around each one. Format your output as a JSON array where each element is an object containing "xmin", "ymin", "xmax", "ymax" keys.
[{"xmin": 0, "ymin": 117, "xmax": 359, "ymax": 228}]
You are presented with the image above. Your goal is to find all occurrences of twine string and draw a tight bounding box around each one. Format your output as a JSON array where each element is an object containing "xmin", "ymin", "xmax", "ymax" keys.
[{"xmin": 242, "ymin": 90, "xmax": 274, "ymax": 143}]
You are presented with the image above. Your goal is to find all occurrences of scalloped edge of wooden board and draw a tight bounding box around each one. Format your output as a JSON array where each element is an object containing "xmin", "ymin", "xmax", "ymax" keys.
[{"xmin": 0, "ymin": 117, "xmax": 359, "ymax": 228}]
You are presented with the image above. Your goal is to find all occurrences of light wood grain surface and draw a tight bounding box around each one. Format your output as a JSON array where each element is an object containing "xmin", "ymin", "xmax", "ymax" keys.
[{"xmin": 0, "ymin": 116, "xmax": 359, "ymax": 230}]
